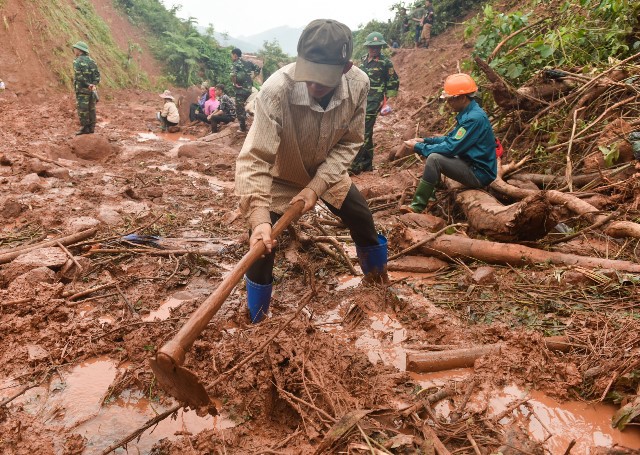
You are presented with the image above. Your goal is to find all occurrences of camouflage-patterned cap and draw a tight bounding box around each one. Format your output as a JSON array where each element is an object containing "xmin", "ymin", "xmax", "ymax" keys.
[
  {"xmin": 295, "ymin": 19, "xmax": 353, "ymax": 88},
  {"xmin": 72, "ymin": 41, "xmax": 90, "ymax": 54}
]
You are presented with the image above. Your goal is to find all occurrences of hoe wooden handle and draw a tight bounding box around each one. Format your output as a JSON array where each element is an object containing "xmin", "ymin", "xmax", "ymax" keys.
[{"xmin": 157, "ymin": 201, "xmax": 305, "ymax": 367}]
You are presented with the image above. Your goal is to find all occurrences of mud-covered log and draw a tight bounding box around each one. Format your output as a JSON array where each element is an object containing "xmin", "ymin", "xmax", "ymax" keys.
[
  {"xmin": 509, "ymin": 170, "xmax": 615, "ymax": 188},
  {"xmin": 456, "ymin": 190, "xmax": 557, "ymax": 241},
  {"xmin": 517, "ymin": 79, "xmax": 573, "ymax": 101},
  {"xmin": 491, "ymin": 178, "xmax": 640, "ymax": 240},
  {"xmin": 474, "ymin": 57, "xmax": 546, "ymax": 111},
  {"xmin": 407, "ymin": 336, "xmax": 570, "ymax": 373},
  {"xmin": 403, "ymin": 229, "xmax": 640, "ymax": 272}
]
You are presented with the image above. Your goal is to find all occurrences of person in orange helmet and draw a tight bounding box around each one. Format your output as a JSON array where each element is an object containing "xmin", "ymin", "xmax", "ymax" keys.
[{"xmin": 400, "ymin": 73, "xmax": 497, "ymax": 214}]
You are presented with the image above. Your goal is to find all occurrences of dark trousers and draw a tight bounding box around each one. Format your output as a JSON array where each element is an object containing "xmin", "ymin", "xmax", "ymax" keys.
[
  {"xmin": 350, "ymin": 93, "xmax": 383, "ymax": 172},
  {"xmin": 235, "ymin": 93, "xmax": 250, "ymax": 130},
  {"xmin": 189, "ymin": 103, "xmax": 202, "ymax": 122},
  {"xmin": 160, "ymin": 116, "xmax": 178, "ymax": 130},
  {"xmin": 194, "ymin": 112, "xmax": 209, "ymax": 123},
  {"xmin": 422, "ymin": 154, "xmax": 482, "ymax": 188},
  {"xmin": 210, "ymin": 114, "xmax": 234, "ymax": 132},
  {"xmin": 246, "ymin": 184, "xmax": 379, "ymax": 285}
]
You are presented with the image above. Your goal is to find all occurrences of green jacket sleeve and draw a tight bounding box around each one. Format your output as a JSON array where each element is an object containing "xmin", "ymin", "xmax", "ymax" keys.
[
  {"xmin": 414, "ymin": 116, "xmax": 483, "ymax": 157},
  {"xmin": 385, "ymin": 59, "xmax": 399, "ymax": 98}
]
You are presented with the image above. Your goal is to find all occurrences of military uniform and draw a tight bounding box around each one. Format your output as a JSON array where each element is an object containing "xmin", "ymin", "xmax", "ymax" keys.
[
  {"xmin": 73, "ymin": 53, "xmax": 100, "ymax": 133},
  {"xmin": 350, "ymin": 52, "xmax": 399, "ymax": 173},
  {"xmin": 231, "ymin": 58, "xmax": 260, "ymax": 132}
]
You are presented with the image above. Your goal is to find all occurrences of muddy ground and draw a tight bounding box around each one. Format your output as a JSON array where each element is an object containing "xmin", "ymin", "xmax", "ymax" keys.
[{"xmin": 2, "ymin": 24, "xmax": 640, "ymax": 455}]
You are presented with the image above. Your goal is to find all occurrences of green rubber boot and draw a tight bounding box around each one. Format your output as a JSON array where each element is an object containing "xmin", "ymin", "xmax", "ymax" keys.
[{"xmin": 400, "ymin": 179, "xmax": 435, "ymax": 214}]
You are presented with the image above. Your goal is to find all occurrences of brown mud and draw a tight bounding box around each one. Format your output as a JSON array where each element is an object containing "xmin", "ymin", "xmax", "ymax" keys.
[{"xmin": 1, "ymin": 12, "xmax": 639, "ymax": 455}]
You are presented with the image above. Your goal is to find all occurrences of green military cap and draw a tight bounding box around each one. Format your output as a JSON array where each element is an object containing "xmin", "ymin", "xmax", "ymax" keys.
[
  {"xmin": 364, "ymin": 32, "xmax": 387, "ymax": 46},
  {"xmin": 295, "ymin": 19, "xmax": 353, "ymax": 88},
  {"xmin": 72, "ymin": 41, "xmax": 90, "ymax": 54}
]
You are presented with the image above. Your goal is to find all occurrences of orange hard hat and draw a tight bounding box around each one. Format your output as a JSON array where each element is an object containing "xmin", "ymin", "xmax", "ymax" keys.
[{"xmin": 442, "ymin": 73, "xmax": 478, "ymax": 97}]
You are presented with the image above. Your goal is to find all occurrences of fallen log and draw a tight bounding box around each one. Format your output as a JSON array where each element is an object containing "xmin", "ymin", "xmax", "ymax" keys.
[
  {"xmin": 456, "ymin": 189, "xmax": 557, "ymax": 241},
  {"xmin": 406, "ymin": 336, "xmax": 570, "ymax": 373},
  {"xmin": 0, "ymin": 227, "xmax": 98, "ymax": 265},
  {"xmin": 491, "ymin": 178, "xmax": 640, "ymax": 240},
  {"xmin": 474, "ymin": 57, "xmax": 547, "ymax": 111},
  {"xmin": 509, "ymin": 170, "xmax": 618, "ymax": 188},
  {"xmin": 387, "ymin": 256, "xmax": 449, "ymax": 273},
  {"xmin": 403, "ymin": 228, "xmax": 640, "ymax": 272}
]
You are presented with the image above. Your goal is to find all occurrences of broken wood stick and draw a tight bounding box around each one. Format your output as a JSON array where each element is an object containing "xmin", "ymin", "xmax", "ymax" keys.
[
  {"xmin": 65, "ymin": 282, "xmax": 117, "ymax": 301},
  {"xmin": 403, "ymin": 228, "xmax": 640, "ymax": 272},
  {"xmin": 100, "ymin": 404, "xmax": 181, "ymax": 454},
  {"xmin": 0, "ymin": 227, "xmax": 98, "ymax": 264},
  {"xmin": 412, "ymin": 414, "xmax": 452, "ymax": 455},
  {"xmin": 83, "ymin": 248, "xmax": 221, "ymax": 256},
  {"xmin": 387, "ymin": 255, "xmax": 449, "ymax": 273},
  {"xmin": 406, "ymin": 336, "xmax": 570, "ymax": 373},
  {"xmin": 389, "ymin": 224, "xmax": 465, "ymax": 261}
]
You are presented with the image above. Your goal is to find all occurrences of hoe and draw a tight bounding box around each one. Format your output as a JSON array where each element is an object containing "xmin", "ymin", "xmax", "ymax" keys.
[{"xmin": 148, "ymin": 201, "xmax": 304, "ymax": 412}]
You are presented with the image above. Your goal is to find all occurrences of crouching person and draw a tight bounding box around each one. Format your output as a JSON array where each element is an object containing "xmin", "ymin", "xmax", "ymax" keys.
[
  {"xmin": 401, "ymin": 73, "xmax": 497, "ymax": 213},
  {"xmin": 235, "ymin": 19, "xmax": 389, "ymax": 323},
  {"xmin": 158, "ymin": 90, "xmax": 180, "ymax": 132}
]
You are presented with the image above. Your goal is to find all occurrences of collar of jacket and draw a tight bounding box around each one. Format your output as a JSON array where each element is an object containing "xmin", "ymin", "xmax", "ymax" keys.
[{"xmin": 456, "ymin": 98, "xmax": 478, "ymax": 122}]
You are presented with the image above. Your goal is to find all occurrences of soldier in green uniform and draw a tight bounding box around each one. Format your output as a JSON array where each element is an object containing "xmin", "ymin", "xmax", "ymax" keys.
[
  {"xmin": 72, "ymin": 41, "xmax": 100, "ymax": 135},
  {"xmin": 230, "ymin": 48, "xmax": 261, "ymax": 133},
  {"xmin": 349, "ymin": 32, "xmax": 399, "ymax": 174}
]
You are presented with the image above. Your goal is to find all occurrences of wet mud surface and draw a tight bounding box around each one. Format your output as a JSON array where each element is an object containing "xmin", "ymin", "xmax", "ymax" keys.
[{"xmin": 1, "ymin": 28, "xmax": 640, "ymax": 455}]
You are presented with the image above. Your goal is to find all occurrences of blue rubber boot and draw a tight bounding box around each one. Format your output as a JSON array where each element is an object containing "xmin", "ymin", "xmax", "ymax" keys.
[
  {"xmin": 355, "ymin": 234, "xmax": 389, "ymax": 284},
  {"xmin": 245, "ymin": 276, "xmax": 272, "ymax": 323}
]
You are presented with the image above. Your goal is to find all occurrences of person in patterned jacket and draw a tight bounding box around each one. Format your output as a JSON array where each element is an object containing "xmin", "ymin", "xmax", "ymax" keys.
[
  {"xmin": 349, "ymin": 32, "xmax": 399, "ymax": 174},
  {"xmin": 231, "ymin": 48, "xmax": 261, "ymax": 133},
  {"xmin": 207, "ymin": 84, "xmax": 237, "ymax": 133},
  {"xmin": 72, "ymin": 41, "xmax": 100, "ymax": 135}
]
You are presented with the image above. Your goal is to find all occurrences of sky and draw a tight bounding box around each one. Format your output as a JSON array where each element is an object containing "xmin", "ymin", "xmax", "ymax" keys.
[{"xmin": 171, "ymin": 0, "xmax": 400, "ymax": 38}]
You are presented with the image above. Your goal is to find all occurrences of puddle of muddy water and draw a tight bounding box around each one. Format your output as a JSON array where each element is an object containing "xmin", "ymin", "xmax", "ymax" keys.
[
  {"xmin": 491, "ymin": 384, "xmax": 640, "ymax": 454},
  {"xmin": 353, "ymin": 313, "xmax": 408, "ymax": 370},
  {"xmin": 1, "ymin": 357, "xmax": 236, "ymax": 454},
  {"xmin": 143, "ymin": 291, "xmax": 196, "ymax": 321},
  {"xmin": 411, "ymin": 369, "xmax": 640, "ymax": 453},
  {"xmin": 136, "ymin": 132, "xmax": 196, "ymax": 143},
  {"xmin": 147, "ymin": 164, "xmax": 233, "ymax": 192}
]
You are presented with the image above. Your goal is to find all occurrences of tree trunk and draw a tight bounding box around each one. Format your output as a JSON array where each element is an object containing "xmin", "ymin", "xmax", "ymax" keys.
[
  {"xmin": 456, "ymin": 189, "xmax": 557, "ymax": 241},
  {"xmin": 474, "ymin": 57, "xmax": 546, "ymax": 111},
  {"xmin": 491, "ymin": 177, "xmax": 640, "ymax": 240},
  {"xmin": 407, "ymin": 336, "xmax": 570, "ymax": 373},
  {"xmin": 403, "ymin": 228, "xmax": 640, "ymax": 272}
]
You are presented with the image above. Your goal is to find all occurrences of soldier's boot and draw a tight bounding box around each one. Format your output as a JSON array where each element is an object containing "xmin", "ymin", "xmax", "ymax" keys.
[
  {"xmin": 400, "ymin": 179, "xmax": 435, "ymax": 214},
  {"xmin": 87, "ymin": 123, "xmax": 95, "ymax": 134},
  {"xmin": 76, "ymin": 125, "xmax": 90, "ymax": 135},
  {"xmin": 356, "ymin": 234, "xmax": 389, "ymax": 285}
]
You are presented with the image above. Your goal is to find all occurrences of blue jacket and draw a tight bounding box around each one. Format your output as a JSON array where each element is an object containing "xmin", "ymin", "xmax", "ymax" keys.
[{"xmin": 414, "ymin": 99, "xmax": 497, "ymax": 186}]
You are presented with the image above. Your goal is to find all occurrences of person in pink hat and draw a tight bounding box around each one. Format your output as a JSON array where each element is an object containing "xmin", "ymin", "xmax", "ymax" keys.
[{"xmin": 158, "ymin": 90, "xmax": 180, "ymax": 132}]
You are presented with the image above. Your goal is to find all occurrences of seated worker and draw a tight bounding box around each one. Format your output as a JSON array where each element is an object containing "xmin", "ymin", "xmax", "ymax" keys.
[
  {"xmin": 207, "ymin": 84, "xmax": 236, "ymax": 133},
  {"xmin": 158, "ymin": 90, "xmax": 180, "ymax": 132},
  {"xmin": 203, "ymin": 87, "xmax": 219, "ymax": 118},
  {"xmin": 235, "ymin": 19, "xmax": 388, "ymax": 323},
  {"xmin": 400, "ymin": 73, "xmax": 497, "ymax": 214},
  {"xmin": 189, "ymin": 82, "xmax": 209, "ymax": 122}
]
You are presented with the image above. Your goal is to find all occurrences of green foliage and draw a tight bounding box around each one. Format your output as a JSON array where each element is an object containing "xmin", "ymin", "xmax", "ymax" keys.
[
  {"xmin": 257, "ymin": 40, "xmax": 294, "ymax": 81},
  {"xmin": 115, "ymin": 0, "xmax": 231, "ymax": 87},
  {"xmin": 468, "ymin": 0, "xmax": 640, "ymax": 84}
]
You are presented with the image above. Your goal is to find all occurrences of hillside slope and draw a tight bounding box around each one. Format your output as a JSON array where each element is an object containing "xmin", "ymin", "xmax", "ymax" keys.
[{"xmin": 0, "ymin": 0, "xmax": 160, "ymax": 94}]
